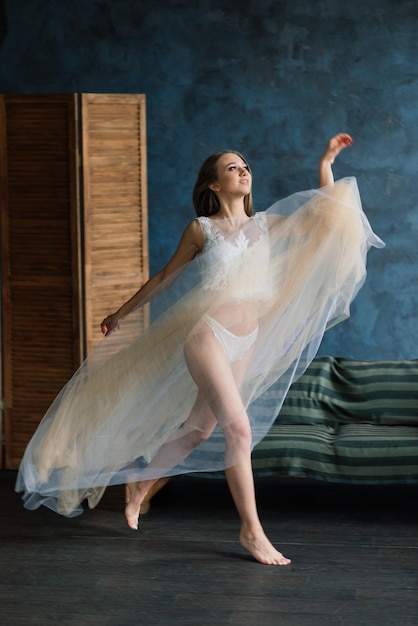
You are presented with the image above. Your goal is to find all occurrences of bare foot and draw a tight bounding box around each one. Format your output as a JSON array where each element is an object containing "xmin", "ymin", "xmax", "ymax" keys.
[
  {"xmin": 125, "ymin": 482, "xmax": 148, "ymax": 530},
  {"xmin": 240, "ymin": 528, "xmax": 291, "ymax": 566}
]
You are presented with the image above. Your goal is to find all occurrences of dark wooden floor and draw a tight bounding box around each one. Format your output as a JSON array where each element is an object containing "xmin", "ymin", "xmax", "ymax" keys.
[{"xmin": 1, "ymin": 470, "xmax": 417, "ymax": 626}]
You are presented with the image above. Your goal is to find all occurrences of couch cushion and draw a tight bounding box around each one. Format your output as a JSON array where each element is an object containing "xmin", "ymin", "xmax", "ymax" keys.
[
  {"xmin": 251, "ymin": 422, "xmax": 418, "ymax": 484},
  {"xmin": 277, "ymin": 356, "xmax": 418, "ymax": 427}
]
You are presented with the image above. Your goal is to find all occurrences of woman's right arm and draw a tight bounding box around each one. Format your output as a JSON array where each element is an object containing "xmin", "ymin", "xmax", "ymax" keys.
[{"xmin": 101, "ymin": 219, "xmax": 204, "ymax": 335}]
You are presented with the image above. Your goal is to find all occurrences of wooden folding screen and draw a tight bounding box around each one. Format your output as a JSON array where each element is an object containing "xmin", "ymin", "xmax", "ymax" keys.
[{"xmin": 0, "ymin": 94, "xmax": 148, "ymax": 469}]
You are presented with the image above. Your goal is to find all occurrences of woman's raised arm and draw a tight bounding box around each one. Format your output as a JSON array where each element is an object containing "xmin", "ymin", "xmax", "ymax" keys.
[{"xmin": 319, "ymin": 133, "xmax": 353, "ymax": 187}]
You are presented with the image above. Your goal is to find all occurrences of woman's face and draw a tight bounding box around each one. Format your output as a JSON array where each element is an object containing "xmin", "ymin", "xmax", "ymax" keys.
[{"xmin": 211, "ymin": 152, "xmax": 252, "ymax": 197}]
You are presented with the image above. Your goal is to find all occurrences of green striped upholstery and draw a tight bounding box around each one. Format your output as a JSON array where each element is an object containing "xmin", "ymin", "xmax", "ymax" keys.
[{"xmin": 250, "ymin": 356, "xmax": 418, "ymax": 484}]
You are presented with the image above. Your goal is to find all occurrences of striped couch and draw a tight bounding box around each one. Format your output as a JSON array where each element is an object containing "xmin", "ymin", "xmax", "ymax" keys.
[
  {"xmin": 251, "ymin": 356, "xmax": 418, "ymax": 485},
  {"xmin": 140, "ymin": 356, "xmax": 418, "ymax": 512}
]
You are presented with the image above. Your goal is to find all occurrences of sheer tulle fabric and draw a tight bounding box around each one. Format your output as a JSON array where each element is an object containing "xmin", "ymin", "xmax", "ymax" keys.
[{"xmin": 16, "ymin": 177, "xmax": 384, "ymax": 516}]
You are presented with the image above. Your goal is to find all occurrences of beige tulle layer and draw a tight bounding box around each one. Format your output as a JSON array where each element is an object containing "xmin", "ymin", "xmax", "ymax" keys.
[{"xmin": 16, "ymin": 177, "xmax": 384, "ymax": 516}]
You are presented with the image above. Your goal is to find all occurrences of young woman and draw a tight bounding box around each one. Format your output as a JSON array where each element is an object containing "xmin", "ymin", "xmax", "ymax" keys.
[{"xmin": 16, "ymin": 133, "xmax": 384, "ymax": 566}]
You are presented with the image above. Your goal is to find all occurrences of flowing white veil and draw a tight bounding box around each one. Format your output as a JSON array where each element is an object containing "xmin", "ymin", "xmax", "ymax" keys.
[{"xmin": 16, "ymin": 177, "xmax": 384, "ymax": 516}]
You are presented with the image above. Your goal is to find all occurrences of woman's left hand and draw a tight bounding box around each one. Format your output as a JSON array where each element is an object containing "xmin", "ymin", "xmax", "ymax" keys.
[{"xmin": 321, "ymin": 132, "xmax": 353, "ymax": 164}]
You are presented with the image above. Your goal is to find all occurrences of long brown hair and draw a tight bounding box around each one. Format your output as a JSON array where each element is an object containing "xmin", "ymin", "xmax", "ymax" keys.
[{"xmin": 192, "ymin": 150, "xmax": 254, "ymax": 217}]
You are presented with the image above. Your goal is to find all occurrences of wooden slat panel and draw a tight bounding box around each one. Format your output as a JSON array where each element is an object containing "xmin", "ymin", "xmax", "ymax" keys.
[
  {"xmin": 81, "ymin": 94, "xmax": 149, "ymax": 354},
  {"xmin": 0, "ymin": 96, "xmax": 6, "ymax": 468},
  {"xmin": 0, "ymin": 94, "xmax": 82, "ymax": 468}
]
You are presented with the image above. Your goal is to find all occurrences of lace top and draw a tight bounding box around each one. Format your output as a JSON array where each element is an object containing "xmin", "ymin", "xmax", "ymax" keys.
[{"xmin": 196, "ymin": 212, "xmax": 272, "ymax": 299}]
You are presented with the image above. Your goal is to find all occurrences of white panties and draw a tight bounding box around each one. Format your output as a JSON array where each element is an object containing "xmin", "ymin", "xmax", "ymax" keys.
[{"xmin": 204, "ymin": 315, "xmax": 259, "ymax": 362}]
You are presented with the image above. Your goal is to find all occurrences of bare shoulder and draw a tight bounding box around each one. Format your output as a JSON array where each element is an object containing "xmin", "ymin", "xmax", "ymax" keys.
[{"xmin": 180, "ymin": 218, "xmax": 205, "ymax": 254}]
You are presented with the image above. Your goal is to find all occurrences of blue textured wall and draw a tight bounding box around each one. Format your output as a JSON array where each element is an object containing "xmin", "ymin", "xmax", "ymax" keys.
[{"xmin": 1, "ymin": 0, "xmax": 418, "ymax": 359}]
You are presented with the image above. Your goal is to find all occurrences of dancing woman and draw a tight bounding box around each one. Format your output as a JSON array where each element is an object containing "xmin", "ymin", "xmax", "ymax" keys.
[{"xmin": 16, "ymin": 133, "xmax": 383, "ymax": 566}]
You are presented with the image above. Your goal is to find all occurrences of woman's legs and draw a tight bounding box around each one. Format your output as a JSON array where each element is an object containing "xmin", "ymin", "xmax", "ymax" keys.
[
  {"xmin": 127, "ymin": 328, "xmax": 291, "ymax": 565},
  {"xmin": 183, "ymin": 332, "xmax": 291, "ymax": 566}
]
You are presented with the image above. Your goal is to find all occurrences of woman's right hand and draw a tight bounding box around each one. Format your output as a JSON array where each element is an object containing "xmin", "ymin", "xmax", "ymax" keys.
[{"xmin": 101, "ymin": 313, "xmax": 120, "ymax": 336}]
